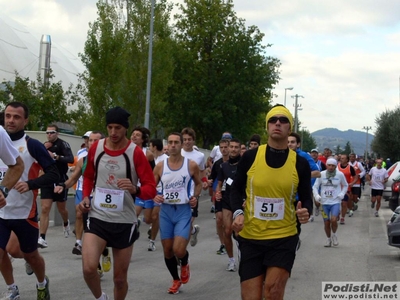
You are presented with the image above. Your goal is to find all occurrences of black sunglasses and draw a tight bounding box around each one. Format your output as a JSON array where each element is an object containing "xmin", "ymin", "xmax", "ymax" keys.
[
  {"xmin": 46, "ymin": 131, "xmax": 57, "ymax": 134},
  {"xmin": 268, "ymin": 116, "xmax": 290, "ymax": 124}
]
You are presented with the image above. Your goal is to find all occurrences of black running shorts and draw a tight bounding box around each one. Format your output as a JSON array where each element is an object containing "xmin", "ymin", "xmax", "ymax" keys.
[{"xmin": 237, "ymin": 234, "xmax": 299, "ymax": 282}]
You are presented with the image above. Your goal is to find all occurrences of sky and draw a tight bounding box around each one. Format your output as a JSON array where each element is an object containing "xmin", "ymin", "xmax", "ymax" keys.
[{"xmin": 2, "ymin": 0, "xmax": 400, "ymax": 135}]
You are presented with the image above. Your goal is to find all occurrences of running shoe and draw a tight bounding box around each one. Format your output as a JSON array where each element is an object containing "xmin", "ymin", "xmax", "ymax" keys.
[
  {"xmin": 324, "ymin": 238, "xmax": 332, "ymax": 247},
  {"xmin": 349, "ymin": 210, "xmax": 354, "ymax": 217},
  {"xmin": 1, "ymin": 285, "xmax": 20, "ymax": 300},
  {"xmin": 25, "ymin": 262, "xmax": 34, "ymax": 275},
  {"xmin": 226, "ymin": 261, "xmax": 237, "ymax": 272},
  {"xmin": 340, "ymin": 217, "xmax": 345, "ymax": 225},
  {"xmin": 190, "ymin": 225, "xmax": 200, "ymax": 247},
  {"xmin": 102, "ymin": 250, "xmax": 111, "ymax": 273},
  {"xmin": 37, "ymin": 237, "xmax": 48, "ymax": 249},
  {"xmin": 371, "ymin": 201, "xmax": 375, "ymax": 209},
  {"xmin": 148, "ymin": 240, "xmax": 156, "ymax": 252},
  {"xmin": 180, "ymin": 263, "xmax": 190, "ymax": 284},
  {"xmin": 36, "ymin": 275, "xmax": 50, "ymax": 300},
  {"xmin": 354, "ymin": 203, "xmax": 358, "ymax": 211},
  {"xmin": 167, "ymin": 280, "xmax": 182, "ymax": 294},
  {"xmin": 210, "ymin": 205, "xmax": 215, "ymax": 213},
  {"xmin": 147, "ymin": 226, "xmax": 152, "ymax": 240},
  {"xmin": 63, "ymin": 220, "xmax": 70, "ymax": 238},
  {"xmin": 375, "ymin": 211, "xmax": 379, "ymax": 217},
  {"xmin": 308, "ymin": 215, "xmax": 314, "ymax": 222},
  {"xmin": 332, "ymin": 235, "xmax": 339, "ymax": 246},
  {"xmin": 97, "ymin": 263, "xmax": 104, "ymax": 278},
  {"xmin": 315, "ymin": 207, "xmax": 320, "ymax": 217},
  {"xmin": 296, "ymin": 239, "xmax": 302, "ymax": 252},
  {"xmin": 216, "ymin": 245, "xmax": 227, "ymax": 255},
  {"xmin": 72, "ymin": 243, "xmax": 82, "ymax": 255}
]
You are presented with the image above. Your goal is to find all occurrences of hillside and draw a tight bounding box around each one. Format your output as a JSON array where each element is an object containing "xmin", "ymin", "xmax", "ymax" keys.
[{"xmin": 311, "ymin": 128, "xmax": 374, "ymax": 156}]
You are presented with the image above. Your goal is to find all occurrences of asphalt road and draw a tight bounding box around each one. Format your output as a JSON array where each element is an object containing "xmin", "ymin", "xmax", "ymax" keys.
[{"xmin": 6, "ymin": 185, "xmax": 400, "ymax": 300}]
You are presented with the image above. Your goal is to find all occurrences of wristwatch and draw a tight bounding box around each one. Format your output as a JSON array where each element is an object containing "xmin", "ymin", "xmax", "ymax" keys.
[{"xmin": 0, "ymin": 186, "xmax": 9, "ymax": 198}]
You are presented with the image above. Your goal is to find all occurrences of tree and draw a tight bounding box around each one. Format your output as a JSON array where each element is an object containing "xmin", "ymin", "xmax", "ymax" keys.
[
  {"xmin": 78, "ymin": 0, "xmax": 175, "ymax": 134},
  {"xmin": 371, "ymin": 108, "xmax": 400, "ymax": 161},
  {"xmin": 334, "ymin": 145, "xmax": 342, "ymax": 155},
  {"xmin": 0, "ymin": 72, "xmax": 77, "ymax": 131},
  {"xmin": 162, "ymin": 0, "xmax": 280, "ymax": 148},
  {"xmin": 342, "ymin": 141, "xmax": 352, "ymax": 155},
  {"xmin": 300, "ymin": 129, "xmax": 317, "ymax": 152}
]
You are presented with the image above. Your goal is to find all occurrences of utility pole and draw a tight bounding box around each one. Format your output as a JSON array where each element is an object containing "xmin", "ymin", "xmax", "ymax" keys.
[
  {"xmin": 362, "ymin": 126, "xmax": 372, "ymax": 159},
  {"xmin": 291, "ymin": 94, "xmax": 304, "ymax": 133},
  {"xmin": 144, "ymin": 0, "xmax": 155, "ymax": 129}
]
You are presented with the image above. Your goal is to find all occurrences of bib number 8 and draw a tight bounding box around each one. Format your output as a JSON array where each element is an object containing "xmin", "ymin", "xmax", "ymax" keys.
[{"xmin": 105, "ymin": 194, "xmax": 112, "ymax": 203}]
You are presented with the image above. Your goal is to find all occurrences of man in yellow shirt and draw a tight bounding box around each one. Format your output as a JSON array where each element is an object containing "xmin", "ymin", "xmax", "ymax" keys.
[{"xmin": 231, "ymin": 104, "xmax": 312, "ymax": 300}]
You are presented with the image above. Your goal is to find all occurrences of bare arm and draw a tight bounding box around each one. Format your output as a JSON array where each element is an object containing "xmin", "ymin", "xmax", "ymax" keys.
[{"xmin": 2, "ymin": 156, "xmax": 24, "ymax": 189}]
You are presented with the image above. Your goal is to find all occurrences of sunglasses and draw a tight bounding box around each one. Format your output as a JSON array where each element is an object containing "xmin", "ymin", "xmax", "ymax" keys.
[
  {"xmin": 268, "ymin": 116, "xmax": 290, "ymax": 124},
  {"xmin": 46, "ymin": 131, "xmax": 57, "ymax": 134}
]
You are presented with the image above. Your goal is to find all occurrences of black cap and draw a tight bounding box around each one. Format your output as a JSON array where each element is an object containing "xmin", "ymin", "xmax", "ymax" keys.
[{"xmin": 106, "ymin": 107, "xmax": 130, "ymax": 128}]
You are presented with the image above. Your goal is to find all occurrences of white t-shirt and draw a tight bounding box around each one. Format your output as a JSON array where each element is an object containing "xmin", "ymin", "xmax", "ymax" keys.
[
  {"xmin": 0, "ymin": 126, "xmax": 19, "ymax": 166},
  {"xmin": 181, "ymin": 149, "xmax": 205, "ymax": 171},
  {"xmin": 209, "ymin": 145, "xmax": 222, "ymax": 163},
  {"xmin": 369, "ymin": 167, "xmax": 389, "ymax": 190}
]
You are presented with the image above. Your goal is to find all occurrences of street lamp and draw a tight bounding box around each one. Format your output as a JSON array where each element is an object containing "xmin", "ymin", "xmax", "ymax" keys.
[
  {"xmin": 284, "ymin": 87, "xmax": 293, "ymax": 106},
  {"xmin": 362, "ymin": 126, "xmax": 372, "ymax": 159}
]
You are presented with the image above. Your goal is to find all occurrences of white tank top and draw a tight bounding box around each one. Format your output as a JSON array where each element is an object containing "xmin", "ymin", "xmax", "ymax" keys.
[{"xmin": 161, "ymin": 157, "xmax": 192, "ymax": 205}]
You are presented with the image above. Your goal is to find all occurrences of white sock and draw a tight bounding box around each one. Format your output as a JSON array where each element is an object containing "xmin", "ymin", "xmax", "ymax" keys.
[
  {"xmin": 76, "ymin": 239, "xmax": 82, "ymax": 245},
  {"xmin": 37, "ymin": 278, "xmax": 47, "ymax": 289},
  {"xmin": 7, "ymin": 283, "xmax": 17, "ymax": 289},
  {"xmin": 229, "ymin": 257, "xmax": 235, "ymax": 263}
]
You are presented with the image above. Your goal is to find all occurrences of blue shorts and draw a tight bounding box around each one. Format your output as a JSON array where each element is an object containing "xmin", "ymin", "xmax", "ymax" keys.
[
  {"xmin": 159, "ymin": 204, "xmax": 191, "ymax": 240},
  {"xmin": 75, "ymin": 190, "xmax": 83, "ymax": 206},
  {"xmin": 135, "ymin": 197, "xmax": 155, "ymax": 209},
  {"xmin": 0, "ymin": 218, "xmax": 38, "ymax": 253},
  {"xmin": 321, "ymin": 203, "xmax": 341, "ymax": 221}
]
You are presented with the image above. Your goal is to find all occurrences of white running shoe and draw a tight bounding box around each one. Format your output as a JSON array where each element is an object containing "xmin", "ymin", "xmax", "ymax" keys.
[
  {"xmin": 309, "ymin": 215, "xmax": 314, "ymax": 222},
  {"xmin": 37, "ymin": 237, "xmax": 48, "ymax": 248},
  {"xmin": 375, "ymin": 211, "xmax": 379, "ymax": 217},
  {"xmin": 349, "ymin": 210, "xmax": 354, "ymax": 217},
  {"xmin": 331, "ymin": 234, "xmax": 339, "ymax": 246},
  {"xmin": 148, "ymin": 240, "xmax": 156, "ymax": 251},
  {"xmin": 190, "ymin": 225, "xmax": 200, "ymax": 247},
  {"xmin": 63, "ymin": 220, "xmax": 70, "ymax": 238},
  {"xmin": 324, "ymin": 238, "xmax": 332, "ymax": 247},
  {"xmin": 1, "ymin": 285, "xmax": 20, "ymax": 300},
  {"xmin": 315, "ymin": 207, "xmax": 320, "ymax": 217},
  {"xmin": 226, "ymin": 260, "xmax": 237, "ymax": 272},
  {"xmin": 25, "ymin": 262, "xmax": 34, "ymax": 275}
]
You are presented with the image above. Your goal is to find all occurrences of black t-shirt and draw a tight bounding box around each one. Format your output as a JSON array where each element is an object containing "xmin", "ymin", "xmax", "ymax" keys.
[{"xmin": 47, "ymin": 138, "xmax": 74, "ymax": 177}]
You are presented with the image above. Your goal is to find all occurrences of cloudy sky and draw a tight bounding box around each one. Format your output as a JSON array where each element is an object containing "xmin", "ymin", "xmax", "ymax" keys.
[{"xmin": 2, "ymin": 0, "xmax": 400, "ymax": 134}]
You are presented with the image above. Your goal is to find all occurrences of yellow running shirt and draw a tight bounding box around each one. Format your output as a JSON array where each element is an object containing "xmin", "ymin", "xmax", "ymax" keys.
[{"xmin": 240, "ymin": 145, "xmax": 299, "ymax": 240}]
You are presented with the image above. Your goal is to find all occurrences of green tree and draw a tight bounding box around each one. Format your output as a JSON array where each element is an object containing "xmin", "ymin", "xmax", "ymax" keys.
[
  {"xmin": 300, "ymin": 129, "xmax": 317, "ymax": 152},
  {"xmin": 371, "ymin": 108, "xmax": 400, "ymax": 161},
  {"xmin": 0, "ymin": 72, "xmax": 77, "ymax": 131},
  {"xmin": 334, "ymin": 145, "xmax": 342, "ymax": 155},
  {"xmin": 343, "ymin": 141, "xmax": 352, "ymax": 155},
  {"xmin": 162, "ymin": 0, "xmax": 280, "ymax": 148},
  {"xmin": 78, "ymin": 0, "xmax": 175, "ymax": 134}
]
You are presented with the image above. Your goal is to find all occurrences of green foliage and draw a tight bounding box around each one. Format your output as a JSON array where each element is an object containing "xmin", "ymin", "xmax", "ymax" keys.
[
  {"xmin": 334, "ymin": 145, "xmax": 342, "ymax": 155},
  {"xmin": 162, "ymin": 0, "xmax": 280, "ymax": 148},
  {"xmin": 78, "ymin": 0, "xmax": 175, "ymax": 135},
  {"xmin": 371, "ymin": 108, "xmax": 400, "ymax": 161},
  {"xmin": 0, "ymin": 72, "xmax": 77, "ymax": 131},
  {"xmin": 342, "ymin": 141, "xmax": 352, "ymax": 155},
  {"xmin": 300, "ymin": 129, "xmax": 317, "ymax": 152}
]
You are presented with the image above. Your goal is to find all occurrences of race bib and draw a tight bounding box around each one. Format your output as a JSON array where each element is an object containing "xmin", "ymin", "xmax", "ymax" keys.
[
  {"xmin": 254, "ymin": 196, "xmax": 285, "ymax": 221},
  {"xmin": 0, "ymin": 167, "xmax": 8, "ymax": 182},
  {"xmin": 324, "ymin": 187, "xmax": 335, "ymax": 198},
  {"xmin": 94, "ymin": 187, "xmax": 124, "ymax": 212},
  {"xmin": 164, "ymin": 189, "xmax": 185, "ymax": 204}
]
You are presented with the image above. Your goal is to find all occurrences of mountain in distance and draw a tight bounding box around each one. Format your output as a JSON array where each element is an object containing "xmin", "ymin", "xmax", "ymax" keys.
[{"xmin": 311, "ymin": 128, "xmax": 374, "ymax": 156}]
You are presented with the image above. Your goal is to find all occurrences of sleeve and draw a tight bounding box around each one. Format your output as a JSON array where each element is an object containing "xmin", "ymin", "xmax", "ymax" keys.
[
  {"xmin": 230, "ymin": 149, "xmax": 257, "ymax": 213},
  {"xmin": 209, "ymin": 146, "xmax": 218, "ymax": 160},
  {"xmin": 210, "ymin": 160, "xmax": 219, "ymax": 181},
  {"xmin": 358, "ymin": 162, "xmax": 366, "ymax": 178},
  {"xmin": 133, "ymin": 146, "xmax": 157, "ymax": 200},
  {"xmin": 26, "ymin": 138, "xmax": 60, "ymax": 190},
  {"xmin": 217, "ymin": 163, "xmax": 224, "ymax": 183},
  {"xmin": 58, "ymin": 140, "xmax": 74, "ymax": 164},
  {"xmin": 296, "ymin": 155, "xmax": 313, "ymax": 215},
  {"xmin": 82, "ymin": 141, "xmax": 98, "ymax": 198},
  {"xmin": 312, "ymin": 177, "xmax": 322, "ymax": 200},
  {"xmin": 0, "ymin": 127, "xmax": 19, "ymax": 166}
]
